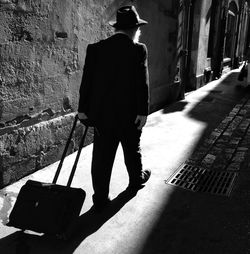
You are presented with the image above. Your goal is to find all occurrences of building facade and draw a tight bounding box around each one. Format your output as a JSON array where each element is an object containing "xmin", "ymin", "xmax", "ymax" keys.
[{"xmin": 176, "ymin": 0, "xmax": 250, "ymax": 93}]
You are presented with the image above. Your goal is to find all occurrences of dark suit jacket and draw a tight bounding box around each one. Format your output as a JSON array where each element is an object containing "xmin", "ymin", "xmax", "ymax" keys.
[{"xmin": 78, "ymin": 33, "xmax": 149, "ymax": 127}]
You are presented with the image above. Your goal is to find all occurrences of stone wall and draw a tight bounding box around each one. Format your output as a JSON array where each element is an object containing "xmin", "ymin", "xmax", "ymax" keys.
[
  {"xmin": 0, "ymin": 0, "xmax": 179, "ymax": 188},
  {"xmin": 0, "ymin": 113, "xmax": 94, "ymax": 187},
  {"xmin": 138, "ymin": 0, "xmax": 179, "ymax": 111},
  {"xmin": 0, "ymin": 0, "xmax": 119, "ymax": 123},
  {"xmin": 189, "ymin": 0, "xmax": 216, "ymax": 89}
]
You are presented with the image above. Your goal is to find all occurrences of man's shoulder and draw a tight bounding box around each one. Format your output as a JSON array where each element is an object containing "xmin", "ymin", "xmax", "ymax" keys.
[
  {"xmin": 135, "ymin": 42, "xmax": 147, "ymax": 50},
  {"xmin": 87, "ymin": 40, "xmax": 104, "ymax": 49},
  {"xmin": 88, "ymin": 38, "xmax": 113, "ymax": 52},
  {"xmin": 134, "ymin": 42, "xmax": 147, "ymax": 55},
  {"xmin": 135, "ymin": 41, "xmax": 146, "ymax": 47}
]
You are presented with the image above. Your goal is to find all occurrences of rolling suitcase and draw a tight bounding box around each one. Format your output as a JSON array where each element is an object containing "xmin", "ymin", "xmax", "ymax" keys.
[{"xmin": 7, "ymin": 115, "xmax": 88, "ymax": 235}]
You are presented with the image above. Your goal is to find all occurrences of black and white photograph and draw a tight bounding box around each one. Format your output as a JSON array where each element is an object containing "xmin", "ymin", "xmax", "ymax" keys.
[{"xmin": 0, "ymin": 0, "xmax": 250, "ymax": 253}]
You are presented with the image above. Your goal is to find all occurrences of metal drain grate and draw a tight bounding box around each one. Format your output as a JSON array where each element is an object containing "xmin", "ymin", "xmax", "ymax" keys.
[{"xmin": 167, "ymin": 164, "xmax": 238, "ymax": 196}]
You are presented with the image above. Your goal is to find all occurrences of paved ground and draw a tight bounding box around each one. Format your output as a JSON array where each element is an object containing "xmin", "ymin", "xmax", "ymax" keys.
[{"xmin": 0, "ymin": 69, "xmax": 250, "ymax": 254}]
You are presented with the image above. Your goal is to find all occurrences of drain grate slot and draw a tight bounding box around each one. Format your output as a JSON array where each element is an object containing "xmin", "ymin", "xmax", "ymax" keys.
[{"xmin": 167, "ymin": 164, "xmax": 238, "ymax": 196}]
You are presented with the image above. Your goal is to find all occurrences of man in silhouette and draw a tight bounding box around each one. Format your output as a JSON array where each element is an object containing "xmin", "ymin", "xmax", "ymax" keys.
[{"xmin": 78, "ymin": 6, "xmax": 151, "ymax": 211}]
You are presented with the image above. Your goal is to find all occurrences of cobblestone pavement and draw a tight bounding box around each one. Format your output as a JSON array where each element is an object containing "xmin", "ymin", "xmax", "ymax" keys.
[{"xmin": 188, "ymin": 93, "xmax": 250, "ymax": 172}]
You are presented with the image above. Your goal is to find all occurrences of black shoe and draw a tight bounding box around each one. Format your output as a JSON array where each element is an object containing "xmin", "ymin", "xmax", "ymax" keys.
[
  {"xmin": 92, "ymin": 198, "xmax": 111, "ymax": 213},
  {"xmin": 127, "ymin": 169, "xmax": 151, "ymax": 191}
]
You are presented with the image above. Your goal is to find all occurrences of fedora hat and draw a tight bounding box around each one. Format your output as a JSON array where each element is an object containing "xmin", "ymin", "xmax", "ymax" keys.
[{"xmin": 109, "ymin": 6, "xmax": 148, "ymax": 29}]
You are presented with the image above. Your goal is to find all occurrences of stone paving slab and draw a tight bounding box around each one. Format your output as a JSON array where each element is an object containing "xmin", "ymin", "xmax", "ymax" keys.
[{"xmin": 189, "ymin": 93, "xmax": 250, "ymax": 173}]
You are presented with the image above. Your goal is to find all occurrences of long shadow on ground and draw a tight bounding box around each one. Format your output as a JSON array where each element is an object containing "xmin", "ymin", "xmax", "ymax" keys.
[
  {"xmin": 137, "ymin": 72, "xmax": 250, "ymax": 254},
  {"xmin": 0, "ymin": 189, "xmax": 138, "ymax": 254}
]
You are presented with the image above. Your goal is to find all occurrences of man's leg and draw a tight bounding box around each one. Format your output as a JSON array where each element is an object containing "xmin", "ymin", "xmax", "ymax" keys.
[
  {"xmin": 120, "ymin": 125, "xmax": 143, "ymax": 185},
  {"xmin": 248, "ymin": 64, "xmax": 250, "ymax": 86},
  {"xmin": 91, "ymin": 127, "xmax": 119, "ymax": 206}
]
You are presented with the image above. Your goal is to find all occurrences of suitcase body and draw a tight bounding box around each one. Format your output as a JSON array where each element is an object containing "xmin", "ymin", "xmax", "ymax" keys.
[
  {"xmin": 8, "ymin": 180, "xmax": 85, "ymax": 234},
  {"xmin": 7, "ymin": 116, "xmax": 88, "ymax": 235}
]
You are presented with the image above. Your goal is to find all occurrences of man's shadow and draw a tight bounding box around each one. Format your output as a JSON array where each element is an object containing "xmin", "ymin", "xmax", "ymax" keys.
[{"xmin": 0, "ymin": 188, "xmax": 139, "ymax": 254}]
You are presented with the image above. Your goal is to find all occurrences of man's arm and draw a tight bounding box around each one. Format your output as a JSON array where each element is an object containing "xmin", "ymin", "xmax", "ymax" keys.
[
  {"xmin": 78, "ymin": 44, "xmax": 95, "ymax": 118},
  {"xmin": 135, "ymin": 115, "xmax": 147, "ymax": 130},
  {"xmin": 135, "ymin": 43, "xmax": 149, "ymax": 130}
]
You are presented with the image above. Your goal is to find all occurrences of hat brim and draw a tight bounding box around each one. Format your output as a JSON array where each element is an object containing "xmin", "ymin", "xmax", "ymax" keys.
[{"xmin": 109, "ymin": 19, "xmax": 148, "ymax": 29}]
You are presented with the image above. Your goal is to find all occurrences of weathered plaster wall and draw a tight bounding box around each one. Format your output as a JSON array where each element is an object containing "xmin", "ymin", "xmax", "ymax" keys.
[
  {"xmin": 0, "ymin": 0, "xmax": 178, "ymax": 188},
  {"xmin": 0, "ymin": 0, "xmax": 118, "ymax": 123},
  {"xmin": 196, "ymin": 0, "xmax": 212, "ymax": 79},
  {"xmin": 189, "ymin": 0, "xmax": 212, "ymax": 89},
  {"xmin": 137, "ymin": 0, "xmax": 179, "ymax": 111}
]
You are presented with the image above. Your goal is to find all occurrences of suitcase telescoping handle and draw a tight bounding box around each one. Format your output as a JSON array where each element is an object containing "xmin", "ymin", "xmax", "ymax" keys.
[{"xmin": 52, "ymin": 115, "xmax": 89, "ymax": 186}]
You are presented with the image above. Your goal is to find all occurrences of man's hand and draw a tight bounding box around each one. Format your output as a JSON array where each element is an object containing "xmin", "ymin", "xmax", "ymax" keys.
[
  {"xmin": 78, "ymin": 112, "xmax": 88, "ymax": 121},
  {"xmin": 78, "ymin": 112, "xmax": 93, "ymax": 126},
  {"xmin": 135, "ymin": 115, "xmax": 147, "ymax": 130}
]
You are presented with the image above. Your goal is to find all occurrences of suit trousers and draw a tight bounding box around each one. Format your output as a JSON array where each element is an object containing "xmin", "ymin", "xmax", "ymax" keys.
[
  {"xmin": 248, "ymin": 63, "xmax": 250, "ymax": 85},
  {"xmin": 91, "ymin": 123, "xmax": 143, "ymax": 203}
]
